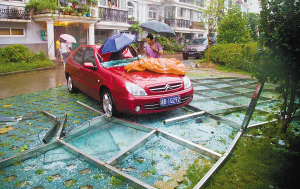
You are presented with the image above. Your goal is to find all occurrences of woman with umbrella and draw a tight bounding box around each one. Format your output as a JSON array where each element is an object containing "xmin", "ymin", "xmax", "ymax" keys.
[
  {"xmin": 145, "ymin": 33, "xmax": 163, "ymax": 58},
  {"xmin": 60, "ymin": 38, "xmax": 70, "ymax": 68}
]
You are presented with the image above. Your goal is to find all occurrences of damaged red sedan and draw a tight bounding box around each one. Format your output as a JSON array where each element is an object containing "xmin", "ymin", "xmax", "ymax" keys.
[{"xmin": 65, "ymin": 45, "xmax": 193, "ymax": 116}]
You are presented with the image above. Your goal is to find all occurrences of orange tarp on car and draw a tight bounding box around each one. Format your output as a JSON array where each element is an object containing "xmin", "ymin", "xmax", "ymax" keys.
[{"xmin": 125, "ymin": 58, "xmax": 186, "ymax": 75}]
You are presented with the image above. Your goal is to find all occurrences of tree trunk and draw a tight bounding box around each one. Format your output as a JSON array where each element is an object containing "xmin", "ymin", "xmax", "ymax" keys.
[{"xmin": 207, "ymin": 34, "xmax": 210, "ymax": 63}]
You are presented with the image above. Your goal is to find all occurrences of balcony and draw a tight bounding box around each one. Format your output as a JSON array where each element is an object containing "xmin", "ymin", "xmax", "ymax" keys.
[
  {"xmin": 190, "ymin": 21, "xmax": 204, "ymax": 30},
  {"xmin": 164, "ymin": 18, "xmax": 190, "ymax": 28},
  {"xmin": 98, "ymin": 7, "xmax": 128, "ymax": 23},
  {"xmin": 0, "ymin": 8, "xmax": 30, "ymax": 20}
]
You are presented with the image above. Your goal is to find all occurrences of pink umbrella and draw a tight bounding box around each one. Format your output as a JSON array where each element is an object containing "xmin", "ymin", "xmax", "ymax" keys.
[{"xmin": 60, "ymin": 34, "xmax": 76, "ymax": 43}]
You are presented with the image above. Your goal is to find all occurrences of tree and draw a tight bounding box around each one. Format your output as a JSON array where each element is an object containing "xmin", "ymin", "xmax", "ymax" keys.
[
  {"xmin": 246, "ymin": 13, "xmax": 260, "ymax": 41},
  {"xmin": 253, "ymin": 0, "xmax": 300, "ymax": 133},
  {"xmin": 201, "ymin": 0, "xmax": 226, "ymax": 62},
  {"xmin": 217, "ymin": 5, "xmax": 251, "ymax": 44},
  {"xmin": 128, "ymin": 21, "xmax": 142, "ymax": 34}
]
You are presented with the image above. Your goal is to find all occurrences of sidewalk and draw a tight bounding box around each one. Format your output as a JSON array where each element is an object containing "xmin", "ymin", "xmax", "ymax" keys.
[{"xmin": 0, "ymin": 60, "xmax": 66, "ymax": 99}]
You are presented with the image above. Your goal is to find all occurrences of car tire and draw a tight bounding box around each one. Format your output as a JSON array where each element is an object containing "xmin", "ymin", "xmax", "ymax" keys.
[
  {"xmin": 183, "ymin": 56, "xmax": 188, "ymax": 60},
  {"xmin": 67, "ymin": 76, "xmax": 77, "ymax": 93},
  {"xmin": 101, "ymin": 89, "xmax": 118, "ymax": 117}
]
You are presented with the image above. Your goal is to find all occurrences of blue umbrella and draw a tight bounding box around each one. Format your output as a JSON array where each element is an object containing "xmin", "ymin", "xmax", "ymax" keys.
[
  {"xmin": 139, "ymin": 20, "xmax": 176, "ymax": 38},
  {"xmin": 100, "ymin": 33, "xmax": 136, "ymax": 54}
]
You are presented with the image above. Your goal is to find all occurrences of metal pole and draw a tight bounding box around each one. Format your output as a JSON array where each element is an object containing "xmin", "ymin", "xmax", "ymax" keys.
[{"xmin": 242, "ymin": 81, "xmax": 265, "ymax": 131}]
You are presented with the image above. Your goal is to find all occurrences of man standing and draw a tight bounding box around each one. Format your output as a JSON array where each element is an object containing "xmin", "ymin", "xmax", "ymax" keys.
[
  {"xmin": 145, "ymin": 33, "xmax": 163, "ymax": 58},
  {"xmin": 55, "ymin": 38, "xmax": 61, "ymax": 61}
]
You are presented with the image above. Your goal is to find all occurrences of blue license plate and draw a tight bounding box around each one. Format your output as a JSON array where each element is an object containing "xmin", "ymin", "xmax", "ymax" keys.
[
  {"xmin": 160, "ymin": 95, "xmax": 181, "ymax": 106},
  {"xmin": 189, "ymin": 52, "xmax": 194, "ymax": 54}
]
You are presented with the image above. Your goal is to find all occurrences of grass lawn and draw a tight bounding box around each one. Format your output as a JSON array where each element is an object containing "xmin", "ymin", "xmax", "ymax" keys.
[{"xmin": 0, "ymin": 60, "xmax": 55, "ymax": 74}]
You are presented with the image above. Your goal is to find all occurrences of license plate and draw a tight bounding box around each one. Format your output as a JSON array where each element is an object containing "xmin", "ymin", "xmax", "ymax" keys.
[
  {"xmin": 189, "ymin": 52, "xmax": 194, "ymax": 54},
  {"xmin": 160, "ymin": 95, "xmax": 181, "ymax": 106}
]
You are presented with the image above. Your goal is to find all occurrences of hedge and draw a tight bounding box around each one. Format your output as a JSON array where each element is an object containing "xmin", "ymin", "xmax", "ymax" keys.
[
  {"xmin": 0, "ymin": 44, "xmax": 54, "ymax": 74},
  {"xmin": 205, "ymin": 43, "xmax": 258, "ymax": 71},
  {"xmin": 157, "ymin": 36, "xmax": 185, "ymax": 53}
]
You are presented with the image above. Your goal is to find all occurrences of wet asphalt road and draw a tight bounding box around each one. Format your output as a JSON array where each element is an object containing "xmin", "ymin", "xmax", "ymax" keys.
[{"xmin": 0, "ymin": 53, "xmax": 198, "ymax": 99}]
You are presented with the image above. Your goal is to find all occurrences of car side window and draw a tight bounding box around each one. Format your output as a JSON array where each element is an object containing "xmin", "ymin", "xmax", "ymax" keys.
[
  {"xmin": 84, "ymin": 48, "xmax": 96, "ymax": 67},
  {"xmin": 73, "ymin": 47, "xmax": 86, "ymax": 65}
]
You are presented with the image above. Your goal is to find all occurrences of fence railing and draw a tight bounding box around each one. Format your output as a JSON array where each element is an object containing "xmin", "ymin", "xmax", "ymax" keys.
[
  {"xmin": 98, "ymin": 7, "xmax": 128, "ymax": 23},
  {"xmin": 164, "ymin": 19, "xmax": 190, "ymax": 28},
  {"xmin": 0, "ymin": 8, "xmax": 30, "ymax": 20}
]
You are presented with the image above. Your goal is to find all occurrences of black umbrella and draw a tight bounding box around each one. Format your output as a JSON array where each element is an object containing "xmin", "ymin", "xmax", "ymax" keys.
[{"xmin": 139, "ymin": 20, "xmax": 176, "ymax": 37}]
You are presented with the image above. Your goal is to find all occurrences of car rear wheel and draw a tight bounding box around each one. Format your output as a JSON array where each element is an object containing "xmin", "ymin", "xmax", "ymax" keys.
[
  {"xmin": 101, "ymin": 89, "xmax": 118, "ymax": 117},
  {"xmin": 67, "ymin": 76, "xmax": 77, "ymax": 93},
  {"xmin": 183, "ymin": 56, "xmax": 188, "ymax": 60}
]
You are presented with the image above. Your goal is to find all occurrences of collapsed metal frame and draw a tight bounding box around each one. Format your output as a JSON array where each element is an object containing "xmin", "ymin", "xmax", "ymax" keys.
[{"xmin": 0, "ymin": 77, "xmax": 286, "ymax": 188}]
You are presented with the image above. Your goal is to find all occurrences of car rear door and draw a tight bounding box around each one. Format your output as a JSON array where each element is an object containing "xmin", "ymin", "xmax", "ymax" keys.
[{"xmin": 80, "ymin": 47, "xmax": 102, "ymax": 100}]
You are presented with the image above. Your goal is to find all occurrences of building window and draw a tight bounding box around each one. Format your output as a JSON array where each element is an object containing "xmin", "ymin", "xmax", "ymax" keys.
[
  {"xmin": 177, "ymin": 8, "xmax": 190, "ymax": 20},
  {"xmin": 164, "ymin": 6, "xmax": 175, "ymax": 19},
  {"xmin": 148, "ymin": 6, "xmax": 157, "ymax": 19},
  {"xmin": 100, "ymin": 30, "xmax": 107, "ymax": 35},
  {"xmin": 127, "ymin": 2, "xmax": 134, "ymax": 16},
  {"xmin": 0, "ymin": 28, "xmax": 25, "ymax": 37}
]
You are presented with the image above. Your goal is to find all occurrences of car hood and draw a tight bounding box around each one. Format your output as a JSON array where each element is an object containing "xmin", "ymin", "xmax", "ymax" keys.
[{"xmin": 106, "ymin": 66, "xmax": 183, "ymax": 87}]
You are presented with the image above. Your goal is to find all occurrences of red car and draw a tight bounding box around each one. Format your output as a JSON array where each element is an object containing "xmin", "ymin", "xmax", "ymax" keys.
[{"xmin": 65, "ymin": 45, "xmax": 193, "ymax": 116}]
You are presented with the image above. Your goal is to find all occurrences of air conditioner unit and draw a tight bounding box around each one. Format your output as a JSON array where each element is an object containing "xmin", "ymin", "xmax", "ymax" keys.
[{"xmin": 91, "ymin": 7, "xmax": 99, "ymax": 18}]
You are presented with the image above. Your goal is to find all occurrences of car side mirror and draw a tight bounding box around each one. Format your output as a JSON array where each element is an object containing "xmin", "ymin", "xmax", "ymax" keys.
[{"xmin": 83, "ymin": 62, "xmax": 96, "ymax": 69}]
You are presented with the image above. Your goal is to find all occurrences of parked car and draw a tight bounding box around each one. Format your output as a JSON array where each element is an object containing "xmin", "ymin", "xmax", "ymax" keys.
[
  {"xmin": 65, "ymin": 45, "xmax": 194, "ymax": 116},
  {"xmin": 182, "ymin": 38, "xmax": 216, "ymax": 60}
]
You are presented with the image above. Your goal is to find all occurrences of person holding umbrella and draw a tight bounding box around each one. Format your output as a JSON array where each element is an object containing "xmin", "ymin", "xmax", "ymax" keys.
[
  {"xmin": 109, "ymin": 46, "xmax": 127, "ymax": 61},
  {"xmin": 60, "ymin": 38, "xmax": 70, "ymax": 69},
  {"xmin": 145, "ymin": 33, "xmax": 163, "ymax": 58}
]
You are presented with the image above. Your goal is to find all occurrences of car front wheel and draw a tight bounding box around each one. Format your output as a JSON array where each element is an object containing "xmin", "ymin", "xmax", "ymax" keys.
[
  {"xmin": 183, "ymin": 56, "xmax": 188, "ymax": 60},
  {"xmin": 67, "ymin": 76, "xmax": 77, "ymax": 93},
  {"xmin": 101, "ymin": 89, "xmax": 118, "ymax": 117}
]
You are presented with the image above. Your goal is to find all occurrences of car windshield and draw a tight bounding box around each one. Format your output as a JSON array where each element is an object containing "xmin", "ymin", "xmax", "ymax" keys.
[
  {"xmin": 190, "ymin": 38, "xmax": 208, "ymax": 45},
  {"xmin": 101, "ymin": 55, "xmax": 146, "ymax": 68}
]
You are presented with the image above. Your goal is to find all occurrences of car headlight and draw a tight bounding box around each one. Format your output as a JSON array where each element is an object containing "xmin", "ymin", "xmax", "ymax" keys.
[
  {"xmin": 125, "ymin": 82, "xmax": 148, "ymax": 96},
  {"xmin": 183, "ymin": 76, "xmax": 192, "ymax": 89}
]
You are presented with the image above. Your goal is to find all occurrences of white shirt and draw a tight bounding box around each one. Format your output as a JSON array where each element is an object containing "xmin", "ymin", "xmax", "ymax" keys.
[{"xmin": 61, "ymin": 43, "xmax": 68, "ymax": 53}]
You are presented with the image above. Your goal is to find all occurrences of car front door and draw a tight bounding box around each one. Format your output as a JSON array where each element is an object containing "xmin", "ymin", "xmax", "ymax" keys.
[
  {"xmin": 69, "ymin": 47, "xmax": 86, "ymax": 90},
  {"xmin": 80, "ymin": 47, "xmax": 102, "ymax": 100}
]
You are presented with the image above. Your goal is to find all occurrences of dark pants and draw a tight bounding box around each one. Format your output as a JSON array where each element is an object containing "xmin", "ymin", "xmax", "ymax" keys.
[
  {"xmin": 62, "ymin": 52, "xmax": 70, "ymax": 64},
  {"xmin": 56, "ymin": 49, "xmax": 61, "ymax": 59}
]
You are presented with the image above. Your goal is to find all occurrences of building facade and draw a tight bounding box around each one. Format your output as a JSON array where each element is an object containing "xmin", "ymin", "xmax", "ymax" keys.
[{"xmin": 0, "ymin": 0, "xmax": 258, "ymax": 59}]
